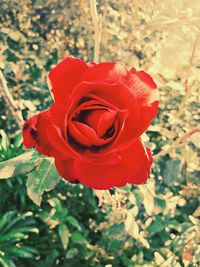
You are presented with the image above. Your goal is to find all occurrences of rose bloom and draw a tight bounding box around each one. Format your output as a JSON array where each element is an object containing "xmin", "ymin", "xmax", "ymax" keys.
[{"xmin": 22, "ymin": 56, "xmax": 159, "ymax": 190}]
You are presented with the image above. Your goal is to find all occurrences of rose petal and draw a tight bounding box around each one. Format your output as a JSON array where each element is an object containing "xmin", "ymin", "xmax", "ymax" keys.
[
  {"xmin": 22, "ymin": 110, "xmax": 64, "ymax": 158},
  {"xmin": 48, "ymin": 56, "xmax": 89, "ymax": 104},
  {"xmin": 85, "ymin": 109, "xmax": 117, "ymax": 137},
  {"xmin": 48, "ymin": 103, "xmax": 79, "ymax": 158},
  {"xmin": 71, "ymin": 121, "xmax": 112, "ymax": 146},
  {"xmin": 23, "ymin": 115, "xmax": 38, "ymax": 149},
  {"xmin": 74, "ymin": 139, "xmax": 152, "ymax": 189},
  {"xmin": 46, "ymin": 123, "xmax": 78, "ymax": 159},
  {"xmin": 126, "ymin": 69, "xmax": 159, "ymax": 135},
  {"xmin": 68, "ymin": 120, "xmax": 92, "ymax": 147},
  {"xmin": 74, "ymin": 158, "xmax": 127, "ymax": 190},
  {"xmin": 49, "ymin": 103, "xmax": 68, "ymax": 135},
  {"xmin": 81, "ymin": 62, "xmax": 129, "ymax": 84},
  {"xmin": 130, "ymin": 146, "xmax": 153, "ymax": 185},
  {"xmin": 120, "ymin": 139, "xmax": 153, "ymax": 184},
  {"xmin": 55, "ymin": 158, "xmax": 78, "ymax": 183}
]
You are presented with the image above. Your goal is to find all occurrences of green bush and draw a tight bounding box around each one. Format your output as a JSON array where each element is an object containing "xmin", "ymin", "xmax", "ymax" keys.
[{"xmin": 0, "ymin": 1, "xmax": 199, "ymax": 266}]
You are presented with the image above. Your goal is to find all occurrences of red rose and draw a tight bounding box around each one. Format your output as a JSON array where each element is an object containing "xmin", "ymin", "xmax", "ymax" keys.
[{"xmin": 22, "ymin": 56, "xmax": 159, "ymax": 190}]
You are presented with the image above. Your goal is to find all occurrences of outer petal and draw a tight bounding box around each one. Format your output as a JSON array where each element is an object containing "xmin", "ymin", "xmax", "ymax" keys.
[
  {"xmin": 47, "ymin": 103, "xmax": 79, "ymax": 159},
  {"xmin": 48, "ymin": 56, "xmax": 89, "ymax": 104},
  {"xmin": 126, "ymin": 69, "xmax": 159, "ymax": 135},
  {"xmin": 22, "ymin": 110, "xmax": 63, "ymax": 158},
  {"xmin": 73, "ymin": 139, "xmax": 153, "ymax": 190},
  {"xmin": 22, "ymin": 104, "xmax": 76, "ymax": 160},
  {"xmin": 74, "ymin": 158, "xmax": 127, "ymax": 190},
  {"xmin": 55, "ymin": 158, "xmax": 78, "ymax": 183},
  {"xmin": 120, "ymin": 139, "xmax": 153, "ymax": 185},
  {"xmin": 80, "ymin": 62, "xmax": 129, "ymax": 84}
]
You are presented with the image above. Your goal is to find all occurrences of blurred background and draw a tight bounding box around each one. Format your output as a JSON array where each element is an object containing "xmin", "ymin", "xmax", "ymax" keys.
[{"xmin": 0, "ymin": 0, "xmax": 199, "ymax": 266}]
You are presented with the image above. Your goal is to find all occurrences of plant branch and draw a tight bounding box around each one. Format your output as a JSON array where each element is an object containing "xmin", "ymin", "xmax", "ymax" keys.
[
  {"xmin": 90, "ymin": 0, "xmax": 101, "ymax": 63},
  {"xmin": 184, "ymin": 30, "xmax": 200, "ymax": 92},
  {"xmin": 0, "ymin": 70, "xmax": 24, "ymax": 128},
  {"xmin": 154, "ymin": 127, "xmax": 200, "ymax": 160},
  {"xmin": 155, "ymin": 32, "xmax": 200, "ymax": 160},
  {"xmin": 171, "ymin": 31, "xmax": 199, "ymax": 132},
  {"xmin": 90, "ymin": 0, "xmax": 113, "ymax": 202},
  {"xmin": 94, "ymin": 189, "xmax": 120, "ymax": 209}
]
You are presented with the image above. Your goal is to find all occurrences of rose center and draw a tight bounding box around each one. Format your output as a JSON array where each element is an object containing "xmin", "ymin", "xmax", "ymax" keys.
[
  {"xmin": 79, "ymin": 109, "xmax": 117, "ymax": 137},
  {"xmin": 68, "ymin": 107, "xmax": 117, "ymax": 148}
]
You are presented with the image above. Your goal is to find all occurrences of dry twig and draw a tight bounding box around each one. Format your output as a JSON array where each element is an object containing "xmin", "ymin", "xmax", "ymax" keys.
[
  {"xmin": 89, "ymin": 1, "xmax": 116, "ymax": 205},
  {"xmin": 154, "ymin": 31, "xmax": 200, "ymax": 161},
  {"xmin": 0, "ymin": 69, "xmax": 24, "ymax": 128},
  {"xmin": 90, "ymin": 0, "xmax": 102, "ymax": 63},
  {"xmin": 154, "ymin": 127, "xmax": 200, "ymax": 160}
]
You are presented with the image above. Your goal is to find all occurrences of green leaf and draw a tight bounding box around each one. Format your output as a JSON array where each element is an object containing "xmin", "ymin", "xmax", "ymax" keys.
[
  {"xmin": 58, "ymin": 224, "xmax": 70, "ymax": 250},
  {"xmin": 0, "ymin": 255, "xmax": 16, "ymax": 267},
  {"xmin": 43, "ymin": 249, "xmax": 60, "ymax": 266},
  {"xmin": 189, "ymin": 132, "xmax": 200, "ymax": 148},
  {"xmin": 0, "ymin": 212, "xmax": 35, "ymax": 234},
  {"xmin": 13, "ymin": 133, "xmax": 23, "ymax": 149},
  {"xmin": 1, "ymin": 28, "xmax": 25, "ymax": 42},
  {"xmin": 148, "ymin": 216, "xmax": 167, "ymax": 235},
  {"xmin": 163, "ymin": 159, "xmax": 181, "ymax": 186},
  {"xmin": 0, "ymin": 151, "xmax": 37, "ymax": 179},
  {"xmin": 65, "ymin": 248, "xmax": 78, "ymax": 259},
  {"xmin": 124, "ymin": 211, "xmax": 139, "ymax": 239},
  {"xmin": 65, "ymin": 216, "xmax": 81, "ymax": 230},
  {"xmin": 0, "ymin": 211, "xmax": 16, "ymax": 231},
  {"xmin": 0, "ymin": 232, "xmax": 28, "ymax": 242},
  {"xmin": 71, "ymin": 232, "xmax": 86, "ymax": 245},
  {"xmin": 4, "ymin": 246, "xmax": 38, "ymax": 258},
  {"xmin": 26, "ymin": 158, "xmax": 61, "ymax": 206},
  {"xmin": 0, "ymin": 129, "xmax": 9, "ymax": 150}
]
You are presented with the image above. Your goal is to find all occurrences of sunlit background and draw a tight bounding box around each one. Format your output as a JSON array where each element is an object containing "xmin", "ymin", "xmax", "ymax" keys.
[{"xmin": 0, "ymin": 0, "xmax": 199, "ymax": 266}]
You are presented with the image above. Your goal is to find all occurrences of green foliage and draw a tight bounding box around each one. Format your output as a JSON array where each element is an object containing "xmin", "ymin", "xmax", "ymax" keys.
[
  {"xmin": 0, "ymin": 0, "xmax": 199, "ymax": 266},
  {"xmin": 0, "ymin": 145, "xmax": 61, "ymax": 207},
  {"xmin": 58, "ymin": 224, "xmax": 70, "ymax": 250},
  {"xmin": 0, "ymin": 211, "xmax": 39, "ymax": 267},
  {"xmin": 163, "ymin": 158, "xmax": 181, "ymax": 186},
  {"xmin": 26, "ymin": 158, "xmax": 61, "ymax": 206},
  {"xmin": 0, "ymin": 151, "xmax": 36, "ymax": 179}
]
